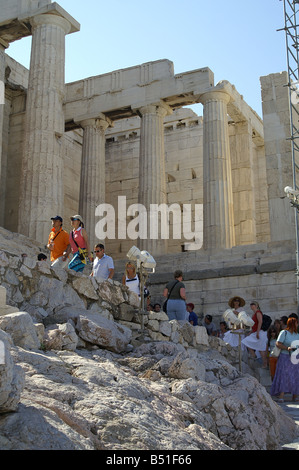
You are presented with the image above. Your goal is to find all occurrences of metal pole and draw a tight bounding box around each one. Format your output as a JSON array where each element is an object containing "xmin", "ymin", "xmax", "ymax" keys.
[{"xmin": 282, "ymin": 0, "xmax": 299, "ymax": 311}]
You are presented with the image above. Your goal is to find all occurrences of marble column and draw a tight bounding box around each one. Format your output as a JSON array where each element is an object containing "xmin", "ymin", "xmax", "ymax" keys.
[
  {"xmin": 0, "ymin": 43, "xmax": 6, "ymax": 227},
  {"xmin": 200, "ymin": 89, "xmax": 235, "ymax": 250},
  {"xmin": 78, "ymin": 117, "xmax": 109, "ymax": 249},
  {"xmin": 137, "ymin": 103, "xmax": 170, "ymax": 256},
  {"xmin": 18, "ymin": 13, "xmax": 71, "ymax": 243},
  {"xmin": 229, "ymin": 120, "xmax": 257, "ymax": 245}
]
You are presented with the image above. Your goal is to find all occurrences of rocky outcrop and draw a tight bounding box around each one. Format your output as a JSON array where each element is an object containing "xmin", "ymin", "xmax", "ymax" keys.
[
  {"xmin": 0, "ymin": 226, "xmax": 298, "ymax": 450},
  {"xmin": 0, "ymin": 329, "xmax": 24, "ymax": 413},
  {"xmin": 0, "ymin": 342, "xmax": 297, "ymax": 450}
]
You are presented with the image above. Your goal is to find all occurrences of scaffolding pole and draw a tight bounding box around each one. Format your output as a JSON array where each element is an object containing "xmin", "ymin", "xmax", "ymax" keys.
[{"xmin": 279, "ymin": 0, "xmax": 299, "ymax": 310}]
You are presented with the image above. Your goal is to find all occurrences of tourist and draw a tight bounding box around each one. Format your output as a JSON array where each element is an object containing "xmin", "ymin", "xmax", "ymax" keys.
[
  {"xmin": 274, "ymin": 318, "xmax": 281, "ymax": 335},
  {"xmin": 91, "ymin": 243, "xmax": 114, "ymax": 282},
  {"xmin": 163, "ymin": 270, "xmax": 187, "ymax": 321},
  {"xmin": 229, "ymin": 296, "xmax": 246, "ymax": 315},
  {"xmin": 241, "ymin": 301, "xmax": 268, "ymax": 368},
  {"xmin": 289, "ymin": 313, "xmax": 299, "ymax": 332},
  {"xmin": 47, "ymin": 216, "xmax": 70, "ymax": 267},
  {"xmin": 204, "ymin": 315, "xmax": 217, "ymax": 336},
  {"xmin": 270, "ymin": 317, "xmax": 299, "ymax": 403},
  {"xmin": 153, "ymin": 303, "xmax": 161, "ymax": 312},
  {"xmin": 186, "ymin": 303, "xmax": 198, "ymax": 326},
  {"xmin": 267, "ymin": 325, "xmax": 279, "ymax": 380},
  {"xmin": 218, "ymin": 321, "xmax": 228, "ymax": 340},
  {"xmin": 67, "ymin": 215, "xmax": 92, "ymax": 272},
  {"xmin": 280, "ymin": 316, "xmax": 288, "ymax": 330},
  {"xmin": 122, "ymin": 261, "xmax": 140, "ymax": 296},
  {"xmin": 222, "ymin": 296, "xmax": 246, "ymax": 347},
  {"xmin": 37, "ymin": 253, "xmax": 47, "ymax": 261}
]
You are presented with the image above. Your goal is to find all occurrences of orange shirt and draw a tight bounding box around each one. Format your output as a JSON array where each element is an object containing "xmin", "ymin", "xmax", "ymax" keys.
[{"xmin": 48, "ymin": 228, "xmax": 70, "ymax": 262}]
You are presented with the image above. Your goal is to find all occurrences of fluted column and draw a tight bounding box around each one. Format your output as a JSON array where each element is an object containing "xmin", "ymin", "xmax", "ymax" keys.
[
  {"xmin": 200, "ymin": 89, "xmax": 235, "ymax": 250},
  {"xmin": 18, "ymin": 14, "xmax": 71, "ymax": 243},
  {"xmin": 78, "ymin": 118, "xmax": 109, "ymax": 249},
  {"xmin": 138, "ymin": 103, "xmax": 170, "ymax": 256}
]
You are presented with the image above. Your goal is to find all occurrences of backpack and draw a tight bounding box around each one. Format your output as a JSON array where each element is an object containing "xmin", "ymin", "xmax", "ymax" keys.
[{"xmin": 261, "ymin": 314, "xmax": 272, "ymax": 331}]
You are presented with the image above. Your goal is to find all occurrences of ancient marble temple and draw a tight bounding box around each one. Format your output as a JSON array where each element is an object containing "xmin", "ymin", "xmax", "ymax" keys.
[{"xmin": 0, "ymin": 1, "xmax": 297, "ymax": 318}]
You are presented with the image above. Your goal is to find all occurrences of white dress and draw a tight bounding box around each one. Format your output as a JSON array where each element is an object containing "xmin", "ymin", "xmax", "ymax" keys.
[
  {"xmin": 223, "ymin": 307, "xmax": 246, "ymax": 349},
  {"xmin": 241, "ymin": 329, "xmax": 268, "ymax": 352}
]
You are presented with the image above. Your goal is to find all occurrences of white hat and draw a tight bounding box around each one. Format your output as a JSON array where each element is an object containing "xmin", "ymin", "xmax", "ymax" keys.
[{"xmin": 70, "ymin": 214, "xmax": 83, "ymax": 223}]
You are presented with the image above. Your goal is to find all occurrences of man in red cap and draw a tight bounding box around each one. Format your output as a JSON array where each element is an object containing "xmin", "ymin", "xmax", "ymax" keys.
[{"xmin": 187, "ymin": 303, "xmax": 198, "ymax": 326}]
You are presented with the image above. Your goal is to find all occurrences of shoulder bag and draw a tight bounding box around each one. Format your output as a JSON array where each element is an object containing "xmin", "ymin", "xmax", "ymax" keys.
[
  {"xmin": 272, "ymin": 330, "xmax": 287, "ymax": 357},
  {"xmin": 163, "ymin": 280, "xmax": 179, "ymax": 313},
  {"xmin": 71, "ymin": 231, "xmax": 88, "ymax": 264}
]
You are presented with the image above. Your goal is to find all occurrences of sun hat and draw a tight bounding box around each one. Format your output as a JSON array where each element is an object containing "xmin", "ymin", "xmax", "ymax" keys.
[{"xmin": 228, "ymin": 296, "xmax": 245, "ymax": 308}]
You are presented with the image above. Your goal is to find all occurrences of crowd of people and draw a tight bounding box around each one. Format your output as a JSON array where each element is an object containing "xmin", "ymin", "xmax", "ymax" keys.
[{"xmin": 42, "ymin": 215, "xmax": 299, "ymax": 403}]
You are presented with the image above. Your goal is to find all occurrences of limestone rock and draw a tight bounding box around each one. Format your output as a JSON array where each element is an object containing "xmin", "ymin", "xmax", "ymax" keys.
[
  {"xmin": 168, "ymin": 352, "xmax": 206, "ymax": 381},
  {"xmin": 0, "ymin": 285, "xmax": 19, "ymax": 316},
  {"xmin": 58, "ymin": 323, "xmax": 78, "ymax": 351},
  {"xmin": 159, "ymin": 320, "xmax": 172, "ymax": 337},
  {"xmin": 37, "ymin": 276, "xmax": 85, "ymax": 311},
  {"xmin": 43, "ymin": 327, "xmax": 64, "ymax": 351},
  {"xmin": 72, "ymin": 276, "xmax": 99, "ymax": 300},
  {"xmin": 43, "ymin": 323, "xmax": 78, "ymax": 352},
  {"xmin": 97, "ymin": 280, "xmax": 126, "ymax": 305},
  {"xmin": 77, "ymin": 313, "xmax": 132, "ymax": 353},
  {"xmin": 126, "ymin": 290, "xmax": 140, "ymax": 308},
  {"xmin": 115, "ymin": 303, "xmax": 135, "ymax": 322},
  {"xmin": 0, "ymin": 330, "xmax": 25, "ymax": 413},
  {"xmin": 0, "ymin": 312, "xmax": 40, "ymax": 350},
  {"xmin": 194, "ymin": 325, "xmax": 209, "ymax": 346}
]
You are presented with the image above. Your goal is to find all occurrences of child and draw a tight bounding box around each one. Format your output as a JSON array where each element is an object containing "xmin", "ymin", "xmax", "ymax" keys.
[{"xmin": 268, "ymin": 326, "xmax": 279, "ymax": 380}]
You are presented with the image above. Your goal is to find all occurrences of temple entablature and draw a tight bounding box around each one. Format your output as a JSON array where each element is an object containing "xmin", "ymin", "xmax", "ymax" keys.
[
  {"xmin": 63, "ymin": 61, "xmax": 214, "ymax": 129},
  {"xmin": 63, "ymin": 60, "xmax": 264, "ymax": 146},
  {"xmin": 0, "ymin": 1, "xmax": 79, "ymax": 47}
]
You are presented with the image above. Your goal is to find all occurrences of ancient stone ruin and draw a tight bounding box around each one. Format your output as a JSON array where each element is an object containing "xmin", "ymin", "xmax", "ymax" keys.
[{"xmin": 0, "ymin": 1, "xmax": 297, "ymax": 324}]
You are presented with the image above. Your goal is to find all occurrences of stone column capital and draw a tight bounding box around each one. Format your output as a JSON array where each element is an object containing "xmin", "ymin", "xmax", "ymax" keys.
[
  {"xmin": 30, "ymin": 13, "xmax": 72, "ymax": 35},
  {"xmin": 79, "ymin": 117, "xmax": 110, "ymax": 132},
  {"xmin": 133, "ymin": 101, "xmax": 172, "ymax": 118},
  {"xmin": 75, "ymin": 114, "xmax": 112, "ymax": 131},
  {"xmin": 199, "ymin": 81, "xmax": 233, "ymax": 106},
  {"xmin": 200, "ymin": 89, "xmax": 231, "ymax": 106}
]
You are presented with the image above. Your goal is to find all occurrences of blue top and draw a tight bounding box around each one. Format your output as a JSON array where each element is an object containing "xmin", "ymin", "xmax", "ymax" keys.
[
  {"xmin": 189, "ymin": 311, "xmax": 198, "ymax": 326},
  {"xmin": 277, "ymin": 329, "xmax": 299, "ymax": 354}
]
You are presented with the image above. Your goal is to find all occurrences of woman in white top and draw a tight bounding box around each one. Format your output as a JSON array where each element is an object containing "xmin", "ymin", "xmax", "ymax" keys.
[
  {"xmin": 223, "ymin": 296, "xmax": 246, "ymax": 349},
  {"xmin": 122, "ymin": 262, "xmax": 140, "ymax": 297}
]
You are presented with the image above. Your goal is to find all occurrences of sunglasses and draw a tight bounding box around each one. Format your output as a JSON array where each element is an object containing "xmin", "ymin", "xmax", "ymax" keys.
[{"xmin": 95, "ymin": 249, "xmax": 103, "ymax": 253}]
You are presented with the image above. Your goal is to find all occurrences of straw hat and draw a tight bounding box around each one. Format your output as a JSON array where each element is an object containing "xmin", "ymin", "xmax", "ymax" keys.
[{"xmin": 228, "ymin": 296, "xmax": 245, "ymax": 308}]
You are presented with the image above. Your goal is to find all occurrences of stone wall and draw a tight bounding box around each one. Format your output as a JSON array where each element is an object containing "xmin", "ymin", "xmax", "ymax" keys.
[
  {"xmin": 114, "ymin": 238, "xmax": 297, "ymax": 326},
  {"xmin": 105, "ymin": 108, "xmax": 204, "ymax": 258},
  {"xmin": 0, "ymin": 226, "xmax": 238, "ymax": 361},
  {"xmin": 261, "ymin": 71, "xmax": 295, "ymax": 243}
]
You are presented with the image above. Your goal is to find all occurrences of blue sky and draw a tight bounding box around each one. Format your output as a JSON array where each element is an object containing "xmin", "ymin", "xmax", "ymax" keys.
[{"xmin": 7, "ymin": 0, "xmax": 287, "ymax": 118}]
